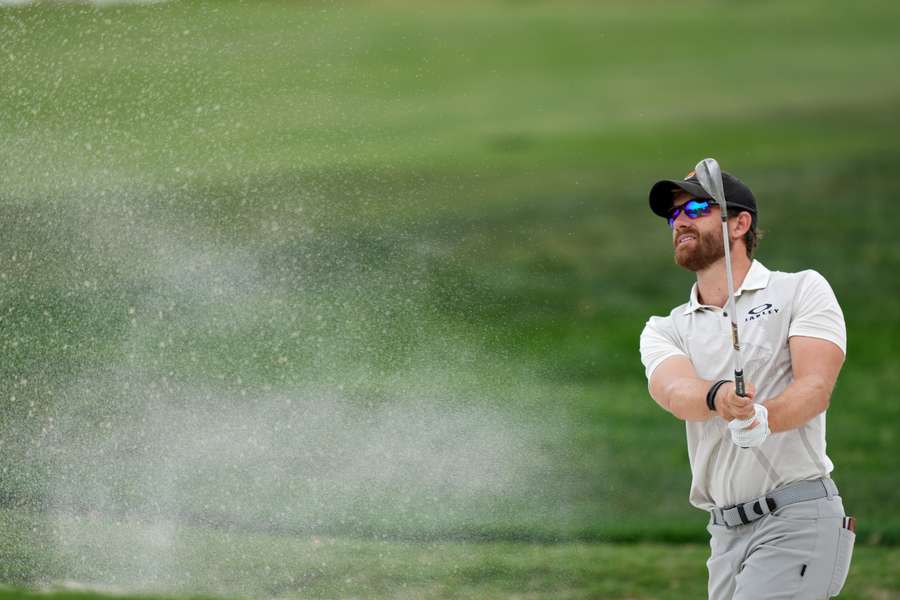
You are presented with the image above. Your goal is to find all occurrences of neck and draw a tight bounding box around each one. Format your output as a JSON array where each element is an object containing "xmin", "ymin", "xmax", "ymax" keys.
[{"xmin": 696, "ymin": 253, "xmax": 753, "ymax": 308}]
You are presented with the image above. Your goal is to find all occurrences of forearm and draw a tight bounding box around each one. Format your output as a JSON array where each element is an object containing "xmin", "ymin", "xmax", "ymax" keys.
[
  {"xmin": 762, "ymin": 375, "xmax": 832, "ymax": 433},
  {"xmin": 656, "ymin": 377, "xmax": 715, "ymax": 422}
]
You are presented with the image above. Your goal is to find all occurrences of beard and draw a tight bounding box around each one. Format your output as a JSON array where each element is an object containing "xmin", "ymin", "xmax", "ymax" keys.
[{"xmin": 674, "ymin": 226, "xmax": 728, "ymax": 272}]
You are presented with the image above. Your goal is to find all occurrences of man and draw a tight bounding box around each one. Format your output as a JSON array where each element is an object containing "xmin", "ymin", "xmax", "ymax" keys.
[{"xmin": 639, "ymin": 164, "xmax": 855, "ymax": 599}]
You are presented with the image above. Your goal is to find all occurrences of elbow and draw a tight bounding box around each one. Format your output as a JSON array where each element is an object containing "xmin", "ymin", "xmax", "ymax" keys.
[
  {"xmin": 811, "ymin": 377, "xmax": 833, "ymax": 415},
  {"xmin": 657, "ymin": 381, "xmax": 692, "ymax": 421},
  {"xmin": 650, "ymin": 390, "xmax": 676, "ymax": 417},
  {"xmin": 649, "ymin": 382, "xmax": 678, "ymax": 418}
]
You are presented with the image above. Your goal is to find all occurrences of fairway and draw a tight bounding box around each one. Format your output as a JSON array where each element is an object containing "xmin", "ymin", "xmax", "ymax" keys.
[
  {"xmin": 2, "ymin": 511, "xmax": 899, "ymax": 599},
  {"xmin": 1, "ymin": 0, "xmax": 899, "ymax": 598}
]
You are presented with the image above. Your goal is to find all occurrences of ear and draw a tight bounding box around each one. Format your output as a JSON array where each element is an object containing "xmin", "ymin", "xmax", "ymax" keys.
[{"xmin": 730, "ymin": 211, "xmax": 753, "ymax": 240}]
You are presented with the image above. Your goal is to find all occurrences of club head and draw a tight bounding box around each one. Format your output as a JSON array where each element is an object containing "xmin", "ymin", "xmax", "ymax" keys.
[{"xmin": 694, "ymin": 158, "xmax": 728, "ymax": 212}]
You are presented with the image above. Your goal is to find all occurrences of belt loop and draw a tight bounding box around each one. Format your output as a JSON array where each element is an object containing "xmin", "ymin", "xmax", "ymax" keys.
[{"xmin": 824, "ymin": 478, "xmax": 835, "ymax": 500}]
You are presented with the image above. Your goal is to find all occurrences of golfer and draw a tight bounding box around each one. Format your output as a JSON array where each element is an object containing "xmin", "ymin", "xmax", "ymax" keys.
[{"xmin": 639, "ymin": 164, "xmax": 855, "ymax": 599}]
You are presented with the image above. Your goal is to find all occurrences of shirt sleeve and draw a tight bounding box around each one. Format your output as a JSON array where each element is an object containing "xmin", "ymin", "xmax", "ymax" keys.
[
  {"xmin": 640, "ymin": 315, "xmax": 688, "ymax": 380},
  {"xmin": 788, "ymin": 270, "xmax": 847, "ymax": 354}
]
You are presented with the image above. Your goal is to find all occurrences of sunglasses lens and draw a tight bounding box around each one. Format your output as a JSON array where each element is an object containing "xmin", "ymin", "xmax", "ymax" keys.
[
  {"xmin": 684, "ymin": 200, "xmax": 709, "ymax": 219},
  {"xmin": 684, "ymin": 200, "xmax": 711, "ymax": 219},
  {"xmin": 668, "ymin": 199, "xmax": 714, "ymax": 227},
  {"xmin": 667, "ymin": 208, "xmax": 680, "ymax": 228}
]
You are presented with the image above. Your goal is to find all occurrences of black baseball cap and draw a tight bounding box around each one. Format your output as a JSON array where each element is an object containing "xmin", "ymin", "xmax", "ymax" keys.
[{"xmin": 648, "ymin": 168, "xmax": 758, "ymax": 226}]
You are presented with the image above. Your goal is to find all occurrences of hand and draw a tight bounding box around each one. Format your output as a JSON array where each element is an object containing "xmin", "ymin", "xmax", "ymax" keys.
[
  {"xmin": 714, "ymin": 381, "xmax": 757, "ymax": 421},
  {"xmin": 729, "ymin": 403, "xmax": 770, "ymax": 448}
]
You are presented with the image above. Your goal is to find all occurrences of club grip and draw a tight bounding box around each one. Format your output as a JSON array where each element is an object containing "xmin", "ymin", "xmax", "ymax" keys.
[{"xmin": 734, "ymin": 370, "xmax": 746, "ymax": 397}]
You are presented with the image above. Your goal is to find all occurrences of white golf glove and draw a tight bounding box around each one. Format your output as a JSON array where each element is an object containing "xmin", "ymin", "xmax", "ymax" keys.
[{"xmin": 728, "ymin": 403, "xmax": 770, "ymax": 448}]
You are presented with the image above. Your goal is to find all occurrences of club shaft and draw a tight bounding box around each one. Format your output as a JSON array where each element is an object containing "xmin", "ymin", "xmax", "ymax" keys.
[
  {"xmin": 696, "ymin": 158, "xmax": 747, "ymax": 397},
  {"xmin": 720, "ymin": 216, "xmax": 745, "ymax": 396}
]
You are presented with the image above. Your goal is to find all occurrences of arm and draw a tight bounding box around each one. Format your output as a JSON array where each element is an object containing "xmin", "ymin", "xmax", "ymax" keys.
[
  {"xmin": 641, "ymin": 316, "xmax": 754, "ymax": 422},
  {"xmin": 641, "ymin": 317, "xmax": 713, "ymax": 421},
  {"xmin": 762, "ymin": 336, "xmax": 844, "ymax": 433},
  {"xmin": 648, "ymin": 356, "xmax": 755, "ymax": 422},
  {"xmin": 648, "ymin": 355, "xmax": 713, "ymax": 421}
]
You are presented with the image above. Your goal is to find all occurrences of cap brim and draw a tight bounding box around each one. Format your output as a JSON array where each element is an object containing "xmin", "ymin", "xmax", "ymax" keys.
[{"xmin": 648, "ymin": 179, "xmax": 713, "ymax": 218}]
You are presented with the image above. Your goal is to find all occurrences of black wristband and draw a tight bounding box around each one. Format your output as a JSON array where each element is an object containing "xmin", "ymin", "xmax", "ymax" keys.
[{"xmin": 706, "ymin": 379, "xmax": 730, "ymax": 412}]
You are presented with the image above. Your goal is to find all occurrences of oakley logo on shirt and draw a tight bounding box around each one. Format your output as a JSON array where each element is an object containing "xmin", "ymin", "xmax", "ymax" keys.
[{"xmin": 746, "ymin": 302, "xmax": 780, "ymax": 322}]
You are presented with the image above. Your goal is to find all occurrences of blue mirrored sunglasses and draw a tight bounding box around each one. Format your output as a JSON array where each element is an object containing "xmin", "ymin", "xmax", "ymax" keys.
[{"xmin": 667, "ymin": 199, "xmax": 717, "ymax": 228}]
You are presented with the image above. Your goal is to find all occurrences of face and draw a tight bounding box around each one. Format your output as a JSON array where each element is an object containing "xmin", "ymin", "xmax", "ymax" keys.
[{"xmin": 670, "ymin": 191, "xmax": 727, "ymax": 272}]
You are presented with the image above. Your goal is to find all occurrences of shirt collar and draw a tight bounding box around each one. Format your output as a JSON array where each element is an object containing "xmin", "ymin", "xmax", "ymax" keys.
[{"xmin": 682, "ymin": 260, "xmax": 771, "ymax": 315}]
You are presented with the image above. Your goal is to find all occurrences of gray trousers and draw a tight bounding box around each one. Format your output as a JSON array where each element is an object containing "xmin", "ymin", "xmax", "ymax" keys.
[{"xmin": 707, "ymin": 495, "xmax": 855, "ymax": 599}]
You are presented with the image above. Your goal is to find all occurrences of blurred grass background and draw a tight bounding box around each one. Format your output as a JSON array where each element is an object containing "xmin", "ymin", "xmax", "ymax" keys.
[{"xmin": 1, "ymin": 0, "xmax": 899, "ymax": 598}]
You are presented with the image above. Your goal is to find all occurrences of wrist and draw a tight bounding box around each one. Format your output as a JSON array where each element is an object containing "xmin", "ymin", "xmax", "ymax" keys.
[{"xmin": 706, "ymin": 379, "xmax": 730, "ymax": 412}]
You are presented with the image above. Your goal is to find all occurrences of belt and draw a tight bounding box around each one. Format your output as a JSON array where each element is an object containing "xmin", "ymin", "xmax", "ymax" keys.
[{"xmin": 710, "ymin": 478, "xmax": 839, "ymax": 528}]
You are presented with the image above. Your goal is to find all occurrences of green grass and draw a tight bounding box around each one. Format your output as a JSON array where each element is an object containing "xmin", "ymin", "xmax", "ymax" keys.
[
  {"xmin": 1, "ymin": 0, "xmax": 900, "ymax": 596},
  {"xmin": 1, "ymin": 511, "xmax": 899, "ymax": 599}
]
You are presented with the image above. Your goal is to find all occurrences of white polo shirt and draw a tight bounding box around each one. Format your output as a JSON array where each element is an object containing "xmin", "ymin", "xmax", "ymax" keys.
[{"xmin": 639, "ymin": 260, "xmax": 846, "ymax": 510}]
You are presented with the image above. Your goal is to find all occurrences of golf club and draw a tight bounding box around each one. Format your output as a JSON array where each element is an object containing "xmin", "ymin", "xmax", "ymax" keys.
[{"xmin": 694, "ymin": 158, "xmax": 746, "ymax": 397}]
